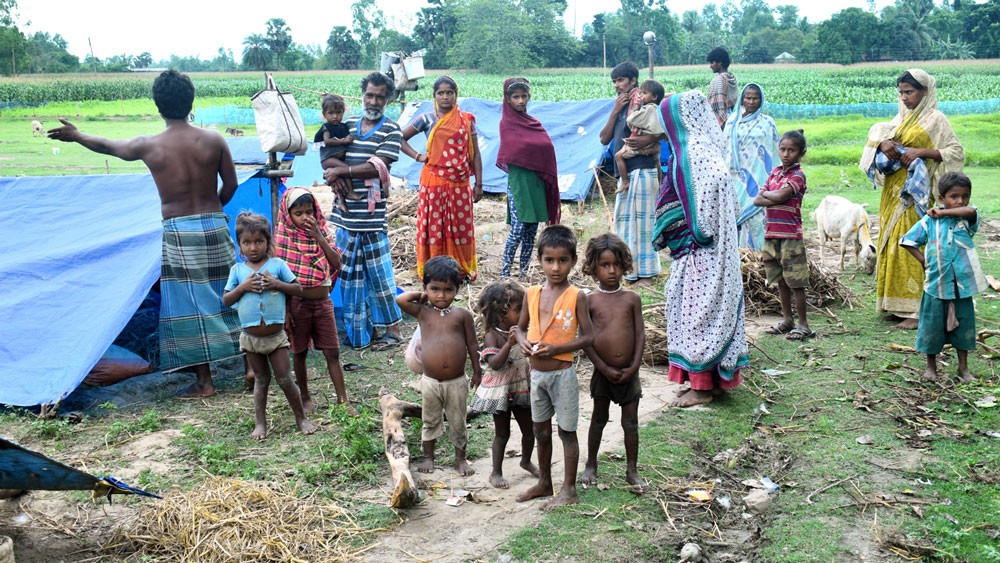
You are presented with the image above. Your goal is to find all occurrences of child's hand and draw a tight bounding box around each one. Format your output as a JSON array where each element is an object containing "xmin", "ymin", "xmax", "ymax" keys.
[
  {"xmin": 506, "ymin": 330, "xmax": 519, "ymax": 347},
  {"xmin": 416, "ymin": 153, "xmax": 428, "ymax": 163},
  {"xmin": 520, "ymin": 339, "xmax": 536, "ymax": 357},
  {"xmin": 336, "ymin": 136, "xmax": 353, "ymax": 146},
  {"xmin": 927, "ymin": 207, "xmax": 941, "ymax": 218},
  {"xmin": 533, "ymin": 342, "xmax": 556, "ymax": 358},
  {"xmin": 259, "ymin": 271, "xmax": 279, "ymax": 290},
  {"xmin": 602, "ymin": 366, "xmax": 623, "ymax": 383},
  {"xmin": 238, "ymin": 272, "xmax": 262, "ymax": 294},
  {"xmin": 300, "ymin": 215, "xmax": 323, "ymax": 238},
  {"xmin": 471, "ymin": 369, "xmax": 482, "ymax": 390}
]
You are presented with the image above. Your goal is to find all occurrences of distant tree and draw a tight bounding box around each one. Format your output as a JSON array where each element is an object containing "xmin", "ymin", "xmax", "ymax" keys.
[
  {"xmin": 931, "ymin": 35, "xmax": 975, "ymax": 59},
  {"xmin": 896, "ymin": 0, "xmax": 936, "ymax": 58},
  {"xmin": 352, "ymin": 0, "xmax": 385, "ymax": 68},
  {"xmin": 775, "ymin": 5, "xmax": 799, "ymax": 30},
  {"xmin": 264, "ymin": 18, "xmax": 291, "ymax": 70},
  {"xmin": 325, "ymin": 26, "xmax": 362, "ymax": 70},
  {"xmin": 279, "ymin": 43, "xmax": 315, "ymax": 71},
  {"xmin": 964, "ymin": 0, "xmax": 1000, "ymax": 59},
  {"xmin": 242, "ymin": 33, "xmax": 272, "ymax": 70},
  {"xmin": 134, "ymin": 51, "xmax": 153, "ymax": 68},
  {"xmin": 414, "ymin": 0, "xmax": 460, "ymax": 68},
  {"xmin": 449, "ymin": 0, "xmax": 534, "ymax": 72},
  {"xmin": 210, "ymin": 47, "xmax": 237, "ymax": 72},
  {"xmin": 818, "ymin": 8, "xmax": 881, "ymax": 63}
]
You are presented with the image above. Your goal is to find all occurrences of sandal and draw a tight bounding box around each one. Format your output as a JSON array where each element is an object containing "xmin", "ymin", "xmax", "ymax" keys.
[
  {"xmin": 786, "ymin": 327, "xmax": 817, "ymax": 341},
  {"xmin": 765, "ymin": 320, "xmax": 794, "ymax": 335},
  {"xmin": 372, "ymin": 332, "xmax": 403, "ymax": 350}
]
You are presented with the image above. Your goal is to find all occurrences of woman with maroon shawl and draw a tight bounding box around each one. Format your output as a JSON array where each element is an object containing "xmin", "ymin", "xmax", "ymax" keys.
[{"xmin": 497, "ymin": 77, "xmax": 561, "ymax": 278}]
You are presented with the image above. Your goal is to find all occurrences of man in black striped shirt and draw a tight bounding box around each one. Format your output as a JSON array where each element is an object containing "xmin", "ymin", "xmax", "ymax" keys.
[{"xmin": 323, "ymin": 72, "xmax": 405, "ymax": 349}]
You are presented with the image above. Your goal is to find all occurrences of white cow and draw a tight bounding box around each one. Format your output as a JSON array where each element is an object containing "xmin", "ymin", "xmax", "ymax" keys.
[{"xmin": 813, "ymin": 195, "xmax": 876, "ymax": 274}]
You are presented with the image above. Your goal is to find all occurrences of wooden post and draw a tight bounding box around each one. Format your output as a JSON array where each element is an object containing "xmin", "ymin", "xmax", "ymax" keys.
[
  {"xmin": 591, "ymin": 166, "xmax": 615, "ymax": 230},
  {"xmin": 268, "ymin": 151, "xmax": 279, "ymax": 231},
  {"xmin": 379, "ymin": 394, "xmax": 423, "ymax": 508},
  {"xmin": 88, "ymin": 38, "xmax": 98, "ymax": 75}
]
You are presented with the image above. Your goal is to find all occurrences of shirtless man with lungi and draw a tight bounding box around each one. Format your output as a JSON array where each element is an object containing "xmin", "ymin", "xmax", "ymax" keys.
[{"xmin": 49, "ymin": 70, "xmax": 241, "ymax": 398}]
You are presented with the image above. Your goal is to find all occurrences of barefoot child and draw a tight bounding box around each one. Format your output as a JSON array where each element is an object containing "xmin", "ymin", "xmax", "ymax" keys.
[
  {"xmin": 396, "ymin": 256, "xmax": 482, "ymax": 476},
  {"xmin": 614, "ymin": 80, "xmax": 665, "ymax": 193},
  {"xmin": 315, "ymin": 94, "xmax": 360, "ymax": 213},
  {"xmin": 514, "ymin": 225, "xmax": 594, "ymax": 510},
  {"xmin": 579, "ymin": 233, "xmax": 648, "ymax": 493},
  {"xmin": 901, "ymin": 172, "xmax": 987, "ymax": 382},
  {"xmin": 275, "ymin": 188, "xmax": 352, "ymax": 415},
  {"xmin": 755, "ymin": 129, "xmax": 814, "ymax": 341},
  {"xmin": 471, "ymin": 281, "xmax": 540, "ymax": 489},
  {"xmin": 223, "ymin": 213, "xmax": 317, "ymax": 440}
]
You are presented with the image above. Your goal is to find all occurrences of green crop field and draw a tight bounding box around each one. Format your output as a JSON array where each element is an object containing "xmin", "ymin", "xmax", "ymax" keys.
[{"xmin": 3, "ymin": 60, "xmax": 1000, "ymax": 106}]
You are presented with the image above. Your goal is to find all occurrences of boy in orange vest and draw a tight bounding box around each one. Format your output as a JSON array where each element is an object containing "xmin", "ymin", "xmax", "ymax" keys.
[{"xmin": 514, "ymin": 225, "xmax": 594, "ymax": 510}]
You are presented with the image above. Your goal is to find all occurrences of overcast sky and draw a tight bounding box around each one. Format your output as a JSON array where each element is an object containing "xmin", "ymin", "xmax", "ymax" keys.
[{"xmin": 18, "ymin": 0, "xmax": 900, "ymax": 62}]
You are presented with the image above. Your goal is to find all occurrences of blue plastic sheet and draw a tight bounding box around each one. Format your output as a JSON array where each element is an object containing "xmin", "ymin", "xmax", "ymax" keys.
[
  {"xmin": 226, "ymin": 136, "xmax": 295, "ymax": 165},
  {"xmin": 290, "ymin": 97, "xmax": 614, "ymax": 202},
  {"xmin": 0, "ymin": 170, "xmax": 264, "ymax": 406}
]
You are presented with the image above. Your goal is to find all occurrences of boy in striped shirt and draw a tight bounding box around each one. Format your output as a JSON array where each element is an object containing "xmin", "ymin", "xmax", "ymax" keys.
[{"xmin": 755, "ymin": 130, "xmax": 813, "ymax": 340}]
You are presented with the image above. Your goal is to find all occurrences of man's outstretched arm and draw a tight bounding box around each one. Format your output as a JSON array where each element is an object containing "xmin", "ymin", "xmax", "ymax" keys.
[{"xmin": 48, "ymin": 118, "xmax": 148, "ymax": 161}]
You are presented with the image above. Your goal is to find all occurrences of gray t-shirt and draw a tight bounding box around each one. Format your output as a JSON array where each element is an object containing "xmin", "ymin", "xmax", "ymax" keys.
[{"xmin": 612, "ymin": 104, "xmax": 657, "ymax": 177}]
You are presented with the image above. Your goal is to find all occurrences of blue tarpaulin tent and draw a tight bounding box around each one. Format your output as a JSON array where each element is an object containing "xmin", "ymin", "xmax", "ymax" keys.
[
  {"xmin": 226, "ymin": 136, "xmax": 296, "ymax": 166},
  {"xmin": 0, "ymin": 169, "xmax": 269, "ymax": 407},
  {"xmin": 290, "ymin": 97, "xmax": 614, "ymax": 202}
]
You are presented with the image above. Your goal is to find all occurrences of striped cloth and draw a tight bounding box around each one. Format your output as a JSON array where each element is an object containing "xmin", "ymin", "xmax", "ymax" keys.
[
  {"xmin": 900, "ymin": 210, "xmax": 988, "ymax": 299},
  {"xmin": 762, "ymin": 163, "xmax": 807, "ymax": 239},
  {"xmin": 159, "ymin": 212, "xmax": 241, "ymax": 370},
  {"xmin": 328, "ymin": 115, "xmax": 402, "ymax": 233},
  {"xmin": 614, "ymin": 167, "xmax": 662, "ymax": 279},
  {"xmin": 275, "ymin": 188, "xmax": 339, "ymax": 288},
  {"xmin": 335, "ymin": 228, "xmax": 402, "ymax": 348}
]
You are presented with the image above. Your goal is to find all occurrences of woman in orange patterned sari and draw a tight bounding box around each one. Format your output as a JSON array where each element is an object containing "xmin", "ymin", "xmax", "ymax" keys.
[{"xmin": 401, "ymin": 76, "xmax": 484, "ymax": 281}]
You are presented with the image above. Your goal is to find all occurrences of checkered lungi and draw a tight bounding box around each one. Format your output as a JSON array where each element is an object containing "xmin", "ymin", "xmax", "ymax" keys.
[
  {"xmin": 614, "ymin": 167, "xmax": 662, "ymax": 280},
  {"xmin": 335, "ymin": 228, "xmax": 403, "ymax": 348}
]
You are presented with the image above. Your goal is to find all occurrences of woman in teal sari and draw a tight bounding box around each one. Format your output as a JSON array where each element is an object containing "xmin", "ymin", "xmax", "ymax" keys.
[{"xmin": 722, "ymin": 83, "xmax": 778, "ymax": 250}]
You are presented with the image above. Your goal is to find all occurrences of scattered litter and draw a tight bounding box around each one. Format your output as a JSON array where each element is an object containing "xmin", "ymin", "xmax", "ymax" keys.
[
  {"xmin": 760, "ymin": 369, "xmax": 791, "ymax": 376},
  {"xmin": 912, "ymin": 505, "xmax": 924, "ymax": 518},
  {"xmin": 445, "ymin": 495, "xmax": 464, "ymax": 507},
  {"xmin": 716, "ymin": 496, "xmax": 731, "ymax": 509},
  {"xmin": 760, "ymin": 477, "xmax": 780, "ymax": 493},
  {"xmin": 742, "ymin": 512, "xmax": 753, "ymax": 519},
  {"xmin": 755, "ymin": 403, "xmax": 771, "ymax": 415},
  {"xmin": 943, "ymin": 513, "xmax": 959, "ymax": 525},
  {"xmin": 941, "ymin": 498, "xmax": 953, "ymax": 506},
  {"xmin": 856, "ymin": 435, "xmax": 874, "ymax": 445},
  {"xmin": 743, "ymin": 489, "xmax": 771, "ymax": 514},
  {"xmin": 12, "ymin": 513, "xmax": 28, "ymax": 525},
  {"xmin": 917, "ymin": 429, "xmax": 933, "ymax": 438},
  {"xmin": 974, "ymin": 395, "xmax": 997, "ymax": 408},
  {"xmin": 597, "ymin": 483, "xmax": 610, "ymax": 491},
  {"xmin": 982, "ymin": 431, "xmax": 1000, "ymax": 439},
  {"xmin": 454, "ymin": 489, "xmax": 470, "ymax": 497},
  {"xmin": 686, "ymin": 489, "xmax": 713, "ymax": 502},
  {"xmin": 742, "ymin": 478, "xmax": 764, "ymax": 489},
  {"xmin": 916, "ymin": 478, "xmax": 932, "ymax": 485}
]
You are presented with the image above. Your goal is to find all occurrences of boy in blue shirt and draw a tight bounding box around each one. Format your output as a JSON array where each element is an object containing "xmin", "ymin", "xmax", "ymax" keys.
[
  {"xmin": 224, "ymin": 213, "xmax": 317, "ymax": 440},
  {"xmin": 901, "ymin": 172, "xmax": 987, "ymax": 382}
]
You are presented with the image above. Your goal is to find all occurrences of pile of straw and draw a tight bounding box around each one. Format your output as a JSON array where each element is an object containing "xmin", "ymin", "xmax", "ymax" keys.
[
  {"xmin": 109, "ymin": 478, "xmax": 383, "ymax": 562},
  {"xmin": 740, "ymin": 249, "xmax": 858, "ymax": 316}
]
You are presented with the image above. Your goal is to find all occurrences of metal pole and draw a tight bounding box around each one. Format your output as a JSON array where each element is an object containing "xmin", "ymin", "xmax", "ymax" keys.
[{"xmin": 602, "ymin": 34, "xmax": 607, "ymax": 82}]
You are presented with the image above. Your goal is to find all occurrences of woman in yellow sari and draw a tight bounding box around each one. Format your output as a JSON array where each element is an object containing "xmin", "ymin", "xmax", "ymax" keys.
[
  {"xmin": 859, "ymin": 69, "xmax": 964, "ymax": 329},
  {"xmin": 401, "ymin": 76, "xmax": 484, "ymax": 281}
]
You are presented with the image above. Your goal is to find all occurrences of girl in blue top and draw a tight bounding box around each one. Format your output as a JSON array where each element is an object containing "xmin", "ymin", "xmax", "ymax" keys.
[{"xmin": 224, "ymin": 212, "xmax": 317, "ymax": 441}]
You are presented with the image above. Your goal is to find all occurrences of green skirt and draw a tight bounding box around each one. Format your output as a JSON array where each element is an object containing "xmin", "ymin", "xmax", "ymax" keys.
[{"xmin": 506, "ymin": 164, "xmax": 549, "ymax": 225}]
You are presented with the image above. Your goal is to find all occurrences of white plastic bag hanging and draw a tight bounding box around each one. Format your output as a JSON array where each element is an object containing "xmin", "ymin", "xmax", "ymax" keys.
[{"xmin": 251, "ymin": 73, "xmax": 308, "ymax": 155}]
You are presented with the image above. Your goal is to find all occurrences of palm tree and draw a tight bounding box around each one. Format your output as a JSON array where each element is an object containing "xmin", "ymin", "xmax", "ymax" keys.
[
  {"xmin": 898, "ymin": 0, "xmax": 935, "ymax": 59},
  {"xmin": 265, "ymin": 18, "xmax": 291, "ymax": 70},
  {"xmin": 242, "ymin": 33, "xmax": 272, "ymax": 70}
]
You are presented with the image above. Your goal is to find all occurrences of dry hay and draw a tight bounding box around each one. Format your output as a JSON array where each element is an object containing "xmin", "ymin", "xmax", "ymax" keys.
[
  {"xmin": 107, "ymin": 478, "xmax": 386, "ymax": 562},
  {"xmin": 740, "ymin": 248, "xmax": 858, "ymax": 317}
]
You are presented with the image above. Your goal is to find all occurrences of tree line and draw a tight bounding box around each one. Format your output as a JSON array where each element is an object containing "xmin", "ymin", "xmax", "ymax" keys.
[{"xmin": 1, "ymin": 0, "xmax": 998, "ymax": 76}]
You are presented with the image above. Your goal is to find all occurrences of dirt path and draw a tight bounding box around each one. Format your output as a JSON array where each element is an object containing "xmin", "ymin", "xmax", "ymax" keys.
[{"xmin": 361, "ymin": 365, "xmax": 703, "ymax": 563}]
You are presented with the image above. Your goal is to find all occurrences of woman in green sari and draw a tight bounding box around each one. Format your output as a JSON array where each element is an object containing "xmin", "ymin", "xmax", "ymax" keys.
[{"xmin": 859, "ymin": 69, "xmax": 964, "ymax": 329}]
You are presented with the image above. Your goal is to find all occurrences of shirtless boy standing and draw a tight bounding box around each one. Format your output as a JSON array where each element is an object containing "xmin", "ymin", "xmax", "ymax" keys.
[
  {"xmin": 515, "ymin": 225, "xmax": 594, "ymax": 510},
  {"xmin": 49, "ymin": 70, "xmax": 241, "ymax": 397},
  {"xmin": 579, "ymin": 233, "xmax": 648, "ymax": 493},
  {"xmin": 396, "ymin": 256, "xmax": 482, "ymax": 476}
]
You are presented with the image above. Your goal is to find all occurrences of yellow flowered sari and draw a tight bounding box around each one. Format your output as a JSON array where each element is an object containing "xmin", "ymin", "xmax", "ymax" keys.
[{"xmin": 859, "ymin": 69, "xmax": 964, "ymax": 318}]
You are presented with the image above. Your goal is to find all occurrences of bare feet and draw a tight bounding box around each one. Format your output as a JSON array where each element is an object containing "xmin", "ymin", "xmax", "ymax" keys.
[
  {"xmin": 520, "ymin": 459, "xmax": 541, "ymax": 478},
  {"xmin": 456, "ymin": 458, "xmax": 475, "ymax": 476},
  {"xmin": 339, "ymin": 401, "xmax": 360, "ymax": 417},
  {"xmin": 957, "ymin": 367, "xmax": 975, "ymax": 383},
  {"xmin": 251, "ymin": 423, "xmax": 267, "ymax": 441},
  {"xmin": 243, "ymin": 374, "xmax": 255, "ymax": 393},
  {"xmin": 674, "ymin": 385, "xmax": 691, "ymax": 398},
  {"xmin": 176, "ymin": 381, "xmax": 217, "ymax": 399},
  {"xmin": 417, "ymin": 458, "xmax": 435, "ymax": 473},
  {"xmin": 490, "ymin": 472, "xmax": 509, "ymax": 489},
  {"xmin": 516, "ymin": 482, "xmax": 553, "ymax": 502},
  {"xmin": 301, "ymin": 396, "xmax": 317, "ymax": 415},
  {"xmin": 297, "ymin": 418, "xmax": 318, "ymax": 435},
  {"xmin": 893, "ymin": 318, "xmax": 919, "ymax": 330},
  {"xmin": 579, "ymin": 465, "xmax": 598, "ymax": 487},
  {"xmin": 626, "ymin": 470, "xmax": 649, "ymax": 494},
  {"xmin": 922, "ymin": 366, "xmax": 939, "ymax": 381},
  {"xmin": 540, "ymin": 489, "xmax": 579, "ymax": 510},
  {"xmin": 670, "ymin": 389, "xmax": 713, "ymax": 408}
]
